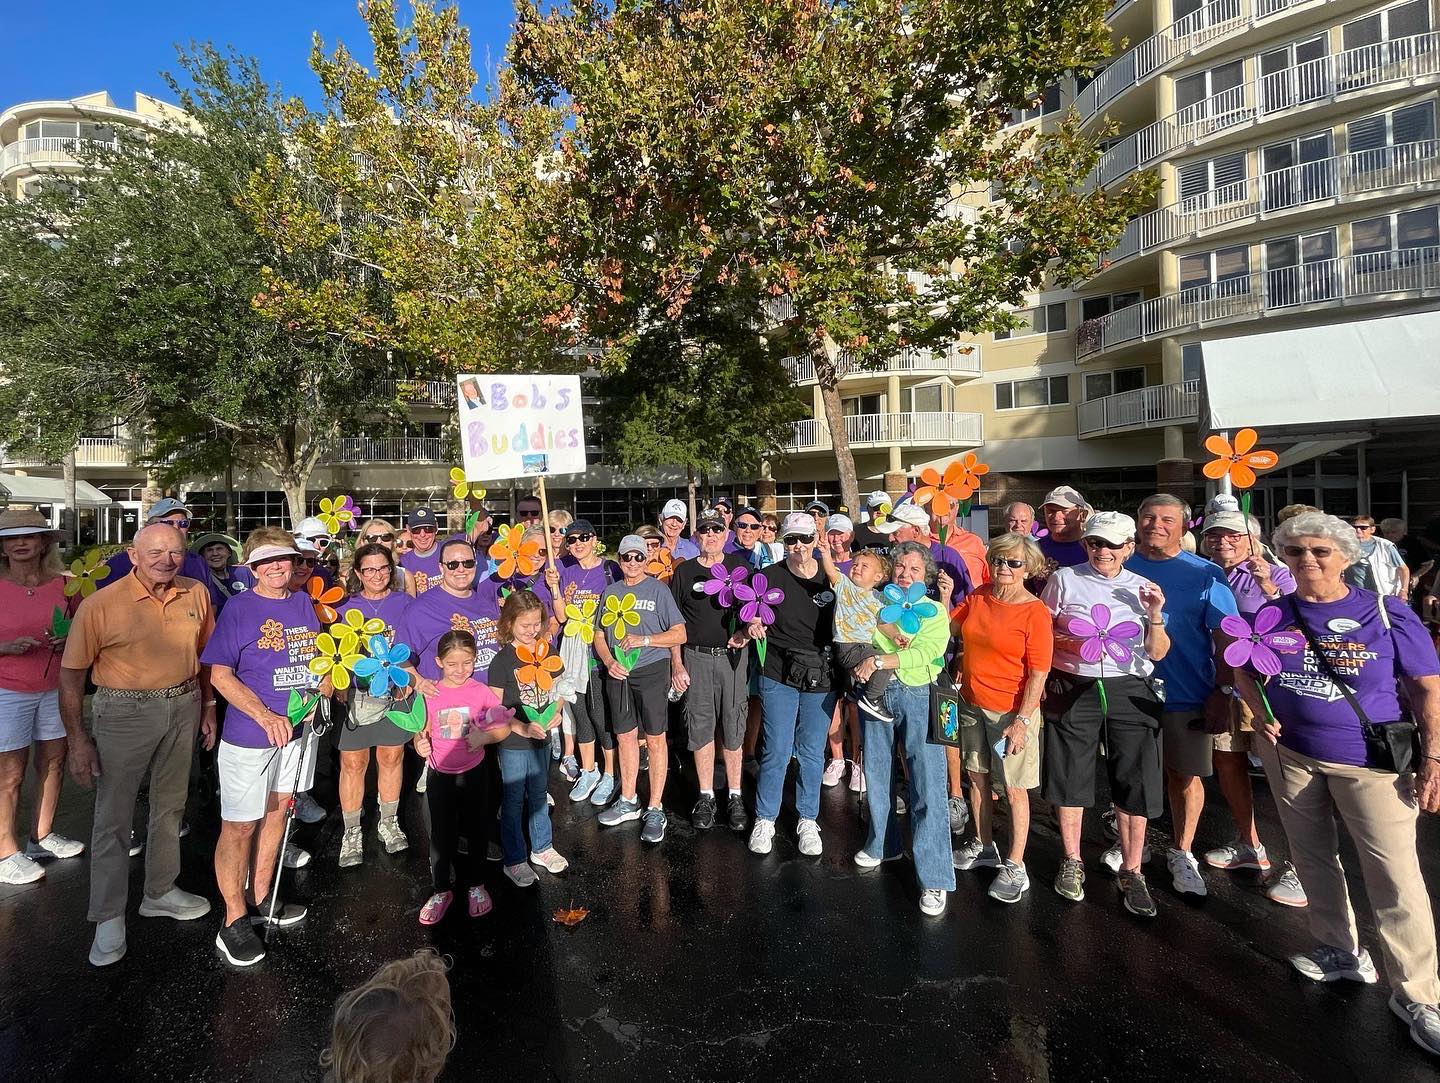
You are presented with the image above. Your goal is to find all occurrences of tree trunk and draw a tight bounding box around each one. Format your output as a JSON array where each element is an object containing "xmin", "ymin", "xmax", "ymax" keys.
[
  {"xmin": 224, "ymin": 455, "xmax": 236, "ymax": 537},
  {"xmin": 282, "ymin": 480, "xmax": 308, "ymax": 529},
  {"xmin": 686, "ymin": 465, "xmax": 697, "ymax": 529},
  {"xmin": 62, "ymin": 449, "xmax": 78, "ymax": 543},
  {"xmin": 817, "ymin": 375, "xmax": 859, "ymax": 516}
]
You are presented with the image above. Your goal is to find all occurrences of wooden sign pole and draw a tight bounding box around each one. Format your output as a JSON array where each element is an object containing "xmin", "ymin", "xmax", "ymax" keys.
[{"xmin": 535, "ymin": 476, "xmax": 556, "ymax": 568}]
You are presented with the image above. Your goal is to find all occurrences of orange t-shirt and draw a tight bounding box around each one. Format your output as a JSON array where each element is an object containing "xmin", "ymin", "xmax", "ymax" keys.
[{"xmin": 951, "ymin": 586, "xmax": 1054, "ymax": 713}]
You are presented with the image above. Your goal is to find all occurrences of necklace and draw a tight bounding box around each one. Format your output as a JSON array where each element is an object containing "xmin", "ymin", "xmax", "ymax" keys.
[
  {"xmin": 357, "ymin": 591, "xmax": 391, "ymax": 619},
  {"xmin": 3, "ymin": 571, "xmax": 44, "ymax": 597}
]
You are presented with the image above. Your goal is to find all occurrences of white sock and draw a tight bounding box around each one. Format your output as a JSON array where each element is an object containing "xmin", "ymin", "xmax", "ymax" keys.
[{"xmin": 700, "ymin": 788, "xmax": 714, "ymax": 798}]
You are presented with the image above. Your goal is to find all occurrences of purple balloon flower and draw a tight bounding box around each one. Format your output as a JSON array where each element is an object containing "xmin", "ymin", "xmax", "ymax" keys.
[
  {"xmin": 701, "ymin": 563, "xmax": 750, "ymax": 607},
  {"xmin": 735, "ymin": 572, "xmax": 784, "ymax": 625},
  {"xmin": 1220, "ymin": 608, "xmax": 1305, "ymax": 676},
  {"xmin": 1060, "ymin": 604, "xmax": 1143, "ymax": 665}
]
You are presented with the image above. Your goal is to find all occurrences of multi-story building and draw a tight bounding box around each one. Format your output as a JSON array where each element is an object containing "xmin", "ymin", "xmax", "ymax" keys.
[{"xmin": 8, "ymin": 3, "xmax": 1440, "ymax": 548}]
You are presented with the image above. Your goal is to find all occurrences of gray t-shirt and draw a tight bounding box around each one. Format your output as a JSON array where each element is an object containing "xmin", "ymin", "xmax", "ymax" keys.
[
  {"xmin": 597, "ymin": 575, "xmax": 684, "ymax": 670},
  {"xmin": 1040, "ymin": 563, "xmax": 1156, "ymax": 679}
]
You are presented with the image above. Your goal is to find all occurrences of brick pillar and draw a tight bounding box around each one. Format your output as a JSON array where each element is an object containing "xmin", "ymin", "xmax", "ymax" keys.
[
  {"xmin": 1157, "ymin": 459, "xmax": 1197, "ymax": 506},
  {"xmin": 754, "ymin": 477, "xmax": 776, "ymax": 514},
  {"xmin": 884, "ymin": 471, "xmax": 908, "ymax": 502},
  {"xmin": 446, "ymin": 498, "xmax": 466, "ymax": 534}
]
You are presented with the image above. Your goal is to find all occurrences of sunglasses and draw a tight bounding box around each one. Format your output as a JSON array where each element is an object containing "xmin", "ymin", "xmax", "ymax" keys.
[
  {"xmin": 736, "ymin": 521, "xmax": 761, "ymax": 530},
  {"xmin": 696, "ymin": 524, "xmax": 725, "ymax": 534},
  {"xmin": 411, "ymin": 525, "xmax": 437, "ymax": 535},
  {"xmin": 161, "ymin": 518, "xmax": 193, "ymax": 529},
  {"xmin": 295, "ymin": 558, "xmax": 317, "ymax": 566},
  {"xmin": 1353, "ymin": 524, "xmax": 1375, "ymax": 531},
  {"xmin": 568, "ymin": 533, "xmax": 594, "ymax": 542},
  {"xmin": 1084, "ymin": 538, "xmax": 1128, "ymax": 550},
  {"xmin": 518, "ymin": 510, "xmax": 543, "ymax": 520},
  {"xmin": 784, "ymin": 534, "xmax": 815, "ymax": 545},
  {"xmin": 550, "ymin": 526, "xmax": 566, "ymax": 534},
  {"xmin": 645, "ymin": 540, "xmax": 662, "ymax": 549},
  {"xmin": 1283, "ymin": 545, "xmax": 1335, "ymax": 559},
  {"xmin": 442, "ymin": 558, "xmax": 477, "ymax": 570},
  {"xmin": 989, "ymin": 557, "xmax": 1026, "ymax": 569},
  {"xmin": 362, "ymin": 532, "xmax": 395, "ymax": 543},
  {"xmin": 620, "ymin": 553, "xmax": 647, "ymax": 563}
]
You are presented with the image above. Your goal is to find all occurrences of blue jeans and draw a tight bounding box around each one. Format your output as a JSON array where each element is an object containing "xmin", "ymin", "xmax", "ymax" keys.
[
  {"xmin": 861, "ymin": 682, "xmax": 955, "ymax": 891},
  {"xmin": 498, "ymin": 746, "xmax": 553, "ymax": 865},
  {"xmin": 755, "ymin": 676, "xmax": 836, "ymax": 822}
]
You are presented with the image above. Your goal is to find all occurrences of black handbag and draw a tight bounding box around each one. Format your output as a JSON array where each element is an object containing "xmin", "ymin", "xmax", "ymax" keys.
[
  {"xmin": 1286, "ymin": 597, "xmax": 1418, "ymax": 774},
  {"xmin": 930, "ymin": 674, "xmax": 962, "ymax": 746}
]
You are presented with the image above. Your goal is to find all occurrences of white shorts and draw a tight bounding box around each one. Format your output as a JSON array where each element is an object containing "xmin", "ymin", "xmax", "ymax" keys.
[
  {"xmin": 217, "ymin": 731, "xmax": 318, "ymax": 822},
  {"xmin": 0, "ymin": 688, "xmax": 65, "ymax": 752}
]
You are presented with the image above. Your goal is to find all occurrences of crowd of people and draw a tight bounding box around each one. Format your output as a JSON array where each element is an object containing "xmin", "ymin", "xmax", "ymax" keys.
[{"xmin": 3, "ymin": 482, "xmax": 1440, "ymax": 1057}]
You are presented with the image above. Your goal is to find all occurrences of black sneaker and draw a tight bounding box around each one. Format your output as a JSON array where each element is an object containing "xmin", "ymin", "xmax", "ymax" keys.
[
  {"xmin": 1118, "ymin": 868, "xmax": 1158, "ymax": 918},
  {"xmin": 856, "ymin": 694, "xmax": 894, "ymax": 722},
  {"xmin": 692, "ymin": 793, "xmax": 717, "ymax": 831},
  {"xmin": 216, "ymin": 919, "xmax": 266, "ymax": 966},
  {"xmin": 640, "ymin": 807, "xmax": 667, "ymax": 844},
  {"xmin": 727, "ymin": 793, "xmax": 748, "ymax": 832},
  {"xmin": 249, "ymin": 895, "xmax": 308, "ymax": 927}
]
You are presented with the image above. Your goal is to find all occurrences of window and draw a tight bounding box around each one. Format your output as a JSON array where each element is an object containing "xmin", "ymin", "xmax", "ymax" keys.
[
  {"xmin": 1007, "ymin": 84, "xmax": 1061, "ymax": 126},
  {"xmin": 1258, "ymin": 34, "xmax": 1329, "ymax": 114},
  {"xmin": 841, "ymin": 393, "xmax": 882, "ymax": 417},
  {"xmin": 1080, "ymin": 291, "xmax": 1143, "ymax": 322},
  {"xmin": 994, "ymin": 375, "xmax": 1070, "ymax": 410},
  {"xmin": 1348, "ymin": 102, "xmax": 1436, "ymax": 171},
  {"xmin": 1174, "ymin": 60, "xmax": 1245, "ymax": 119},
  {"xmin": 1261, "ymin": 130, "xmax": 1335, "ymax": 209},
  {"xmin": 1181, "ymin": 343, "xmax": 1204, "ymax": 383},
  {"xmin": 1342, "ymin": 0, "xmax": 1431, "ymax": 50},
  {"xmin": 37, "ymin": 120, "xmax": 79, "ymax": 139},
  {"xmin": 1340, "ymin": 2, "xmax": 1432, "ymax": 89},
  {"xmin": 1351, "ymin": 206, "xmax": 1440, "ymax": 271},
  {"xmin": 1264, "ymin": 228, "xmax": 1338, "ymax": 306},
  {"xmin": 1178, "ymin": 151, "xmax": 1247, "ymax": 209},
  {"xmin": 993, "ymin": 301, "xmax": 1068, "ymax": 339},
  {"xmin": 900, "ymin": 382, "xmax": 951, "ymax": 413},
  {"xmin": 1179, "ymin": 244, "xmax": 1252, "ymax": 299},
  {"xmin": 1083, "ymin": 367, "xmax": 1146, "ymax": 401},
  {"xmin": 1173, "ymin": 0, "xmax": 1243, "ymax": 28}
]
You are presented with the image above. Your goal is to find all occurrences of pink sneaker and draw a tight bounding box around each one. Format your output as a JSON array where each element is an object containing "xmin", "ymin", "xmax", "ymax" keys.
[
  {"xmin": 822, "ymin": 758, "xmax": 845, "ymax": 787},
  {"xmin": 419, "ymin": 891, "xmax": 453, "ymax": 925},
  {"xmin": 847, "ymin": 760, "xmax": 866, "ymax": 793},
  {"xmin": 467, "ymin": 885, "xmax": 493, "ymax": 918}
]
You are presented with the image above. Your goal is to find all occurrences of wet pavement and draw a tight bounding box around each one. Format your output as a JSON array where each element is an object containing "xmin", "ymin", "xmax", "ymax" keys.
[{"xmin": 3, "ymin": 741, "xmax": 1440, "ymax": 1082}]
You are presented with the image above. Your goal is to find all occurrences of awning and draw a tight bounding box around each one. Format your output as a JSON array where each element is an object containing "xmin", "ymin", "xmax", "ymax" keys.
[
  {"xmin": 0, "ymin": 472, "xmax": 113, "ymax": 508},
  {"xmin": 1201, "ymin": 310, "xmax": 1440, "ymax": 433}
]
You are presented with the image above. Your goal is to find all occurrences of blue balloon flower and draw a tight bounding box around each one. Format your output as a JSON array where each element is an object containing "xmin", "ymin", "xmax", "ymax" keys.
[
  {"xmin": 352, "ymin": 634, "xmax": 414, "ymax": 698},
  {"xmin": 878, "ymin": 582, "xmax": 938, "ymax": 635}
]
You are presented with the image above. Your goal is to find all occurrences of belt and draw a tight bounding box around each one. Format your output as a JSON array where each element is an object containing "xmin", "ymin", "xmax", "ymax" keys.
[
  {"xmin": 96, "ymin": 678, "xmax": 199, "ymax": 701},
  {"xmin": 685, "ymin": 644, "xmax": 733, "ymax": 656}
]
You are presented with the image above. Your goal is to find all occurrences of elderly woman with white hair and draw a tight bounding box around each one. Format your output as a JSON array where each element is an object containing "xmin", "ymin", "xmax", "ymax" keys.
[{"xmin": 1233, "ymin": 511, "xmax": 1440, "ymax": 1058}]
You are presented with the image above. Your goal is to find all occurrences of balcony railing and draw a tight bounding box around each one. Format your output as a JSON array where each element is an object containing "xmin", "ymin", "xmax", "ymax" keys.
[
  {"xmin": 782, "ymin": 343, "xmax": 983, "ymax": 384},
  {"xmin": 786, "ymin": 411, "xmax": 983, "ymax": 451},
  {"xmin": 381, "ymin": 378, "xmax": 456, "ymax": 406},
  {"xmin": 1077, "ymin": 380, "xmax": 1201, "ymax": 436},
  {"xmin": 330, "ymin": 436, "xmax": 445, "ymax": 463},
  {"xmin": 1101, "ymin": 140, "xmax": 1440, "ymax": 268},
  {"xmin": 1077, "ymin": 0, "xmax": 1302, "ymax": 124},
  {"xmin": 0, "ymin": 136, "xmax": 118, "ymax": 174},
  {"xmin": 1086, "ymin": 31, "xmax": 1440, "ymax": 189},
  {"xmin": 1077, "ymin": 246, "xmax": 1440, "ymax": 359}
]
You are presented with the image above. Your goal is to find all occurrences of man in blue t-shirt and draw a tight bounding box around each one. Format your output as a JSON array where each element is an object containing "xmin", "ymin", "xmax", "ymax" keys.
[{"xmin": 1126, "ymin": 493, "xmax": 1238, "ymax": 900}]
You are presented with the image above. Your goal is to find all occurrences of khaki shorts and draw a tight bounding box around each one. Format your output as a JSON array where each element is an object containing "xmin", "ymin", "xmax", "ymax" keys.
[
  {"xmin": 1213, "ymin": 697, "xmax": 1254, "ymax": 754},
  {"xmin": 1161, "ymin": 710, "xmax": 1214, "ymax": 778},
  {"xmin": 959, "ymin": 701, "xmax": 1041, "ymax": 791}
]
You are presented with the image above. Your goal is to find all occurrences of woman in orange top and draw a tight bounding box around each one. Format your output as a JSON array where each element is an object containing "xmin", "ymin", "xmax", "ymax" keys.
[{"xmin": 949, "ymin": 532, "xmax": 1054, "ymax": 904}]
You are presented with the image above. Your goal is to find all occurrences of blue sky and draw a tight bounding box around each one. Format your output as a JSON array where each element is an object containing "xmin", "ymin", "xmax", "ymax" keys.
[{"xmin": 2, "ymin": 1, "xmax": 519, "ymax": 108}]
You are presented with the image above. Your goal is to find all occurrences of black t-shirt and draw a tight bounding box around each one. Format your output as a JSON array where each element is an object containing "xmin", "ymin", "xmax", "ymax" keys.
[
  {"xmin": 671, "ymin": 552, "xmax": 751, "ymax": 648},
  {"xmin": 852, "ymin": 524, "xmax": 890, "ymax": 551},
  {"xmin": 487, "ymin": 644, "xmax": 546, "ymax": 751},
  {"xmin": 759, "ymin": 561, "xmax": 835, "ymax": 682}
]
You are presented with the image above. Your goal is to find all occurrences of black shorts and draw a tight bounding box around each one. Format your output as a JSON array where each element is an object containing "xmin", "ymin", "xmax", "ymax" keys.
[
  {"xmin": 605, "ymin": 658, "xmax": 672, "ymax": 738},
  {"xmin": 1040, "ymin": 671, "xmax": 1164, "ymax": 818}
]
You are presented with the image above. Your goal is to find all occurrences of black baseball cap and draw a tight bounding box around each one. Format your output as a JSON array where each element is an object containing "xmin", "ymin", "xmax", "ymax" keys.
[{"xmin": 564, "ymin": 518, "xmax": 597, "ymax": 538}]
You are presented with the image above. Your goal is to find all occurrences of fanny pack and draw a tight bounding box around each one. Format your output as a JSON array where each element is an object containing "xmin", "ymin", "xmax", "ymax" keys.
[
  {"xmin": 1287, "ymin": 596, "xmax": 1417, "ymax": 774},
  {"xmin": 780, "ymin": 647, "xmax": 832, "ymax": 692}
]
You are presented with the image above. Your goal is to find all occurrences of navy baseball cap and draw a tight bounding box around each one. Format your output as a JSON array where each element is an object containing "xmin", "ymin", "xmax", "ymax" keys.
[
  {"xmin": 406, "ymin": 507, "xmax": 439, "ymax": 530},
  {"xmin": 565, "ymin": 518, "xmax": 597, "ymax": 538}
]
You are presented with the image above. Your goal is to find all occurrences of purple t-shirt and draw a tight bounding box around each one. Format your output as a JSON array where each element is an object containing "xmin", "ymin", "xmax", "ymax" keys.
[
  {"xmin": 1259, "ymin": 589, "xmax": 1440, "ymax": 767},
  {"xmin": 394, "ymin": 586, "xmax": 504, "ymax": 683},
  {"xmin": 201, "ymin": 590, "xmax": 320, "ymax": 748},
  {"xmin": 558, "ymin": 558, "xmax": 621, "ymax": 613},
  {"xmin": 1226, "ymin": 562, "xmax": 1296, "ymax": 618},
  {"xmin": 337, "ymin": 591, "xmax": 413, "ymax": 645},
  {"xmin": 1039, "ymin": 536, "xmax": 1088, "ymax": 570},
  {"xmin": 401, "ymin": 546, "xmax": 444, "ymax": 595}
]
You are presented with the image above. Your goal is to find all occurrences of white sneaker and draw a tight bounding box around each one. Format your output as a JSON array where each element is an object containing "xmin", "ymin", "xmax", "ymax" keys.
[
  {"xmin": 0, "ymin": 851, "xmax": 45, "ymax": 884},
  {"xmin": 89, "ymin": 916, "xmax": 127, "ymax": 967},
  {"xmin": 1203, "ymin": 839, "xmax": 1270, "ymax": 871},
  {"xmin": 797, "ymin": 818, "xmax": 822, "ymax": 856},
  {"xmin": 138, "ymin": 887, "xmax": 211, "ymax": 921},
  {"xmin": 919, "ymin": 888, "xmax": 947, "ymax": 916},
  {"xmin": 821, "ymin": 759, "xmax": 845, "ymax": 787},
  {"xmin": 283, "ymin": 842, "xmax": 312, "ymax": 869},
  {"xmin": 529, "ymin": 848, "xmax": 569, "ymax": 874},
  {"xmin": 1100, "ymin": 843, "xmax": 1152, "ymax": 874},
  {"xmin": 847, "ymin": 761, "xmax": 865, "ymax": 793},
  {"xmin": 1166, "ymin": 848, "xmax": 1208, "ymax": 896},
  {"xmin": 952, "ymin": 837, "xmax": 1001, "ymax": 871},
  {"xmin": 25, "ymin": 832, "xmax": 85, "ymax": 860},
  {"xmin": 293, "ymin": 792, "xmax": 326, "ymax": 824},
  {"xmin": 1390, "ymin": 993, "xmax": 1440, "ymax": 1057},
  {"xmin": 749, "ymin": 818, "xmax": 776, "ymax": 855},
  {"xmin": 504, "ymin": 862, "xmax": 538, "ymax": 887}
]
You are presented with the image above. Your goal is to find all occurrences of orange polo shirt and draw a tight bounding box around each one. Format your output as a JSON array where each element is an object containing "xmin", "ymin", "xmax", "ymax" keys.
[{"xmin": 61, "ymin": 571, "xmax": 214, "ymax": 690}]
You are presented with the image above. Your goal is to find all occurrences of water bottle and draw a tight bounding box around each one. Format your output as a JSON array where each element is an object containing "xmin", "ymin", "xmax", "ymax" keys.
[{"xmin": 667, "ymin": 686, "xmax": 684, "ymax": 703}]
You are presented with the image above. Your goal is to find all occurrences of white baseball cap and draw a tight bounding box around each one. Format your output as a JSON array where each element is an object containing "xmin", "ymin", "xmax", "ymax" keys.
[
  {"xmin": 1203, "ymin": 510, "xmax": 1251, "ymax": 534},
  {"xmin": 874, "ymin": 502, "xmax": 929, "ymax": 533},
  {"xmin": 1041, "ymin": 486, "xmax": 1090, "ymax": 511},
  {"xmin": 1082, "ymin": 511, "xmax": 1136, "ymax": 545},
  {"xmin": 618, "ymin": 534, "xmax": 648, "ymax": 558},
  {"xmin": 660, "ymin": 498, "xmax": 688, "ymax": 522},
  {"xmin": 780, "ymin": 512, "xmax": 817, "ymax": 539},
  {"xmin": 295, "ymin": 516, "xmax": 331, "ymax": 539},
  {"xmin": 825, "ymin": 513, "xmax": 854, "ymax": 534}
]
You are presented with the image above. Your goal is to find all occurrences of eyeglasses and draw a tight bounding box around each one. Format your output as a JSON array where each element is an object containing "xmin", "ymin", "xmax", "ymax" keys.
[
  {"xmin": 644, "ymin": 540, "xmax": 662, "ymax": 550},
  {"xmin": 1083, "ymin": 538, "xmax": 1128, "ymax": 550},
  {"xmin": 696, "ymin": 524, "xmax": 725, "ymax": 535},
  {"xmin": 620, "ymin": 553, "xmax": 647, "ymax": 563},
  {"xmin": 989, "ymin": 557, "xmax": 1026, "ymax": 569},
  {"xmin": 736, "ymin": 521, "xmax": 761, "ymax": 531},
  {"xmin": 362, "ymin": 532, "xmax": 395, "ymax": 544},
  {"xmin": 1283, "ymin": 544, "xmax": 1335, "ymax": 560},
  {"xmin": 568, "ymin": 533, "xmax": 594, "ymax": 542},
  {"xmin": 357, "ymin": 565, "xmax": 391, "ymax": 576},
  {"xmin": 442, "ymin": 559, "xmax": 477, "ymax": 570},
  {"xmin": 784, "ymin": 534, "xmax": 815, "ymax": 545},
  {"xmin": 411, "ymin": 525, "xmax": 437, "ymax": 535}
]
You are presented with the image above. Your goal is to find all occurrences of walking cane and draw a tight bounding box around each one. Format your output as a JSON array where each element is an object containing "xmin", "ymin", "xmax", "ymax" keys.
[{"xmin": 264, "ymin": 695, "xmax": 331, "ymax": 935}]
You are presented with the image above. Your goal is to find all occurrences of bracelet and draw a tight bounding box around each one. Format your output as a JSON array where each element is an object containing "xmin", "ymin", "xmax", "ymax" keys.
[{"xmin": 203, "ymin": 700, "xmax": 217, "ymax": 708}]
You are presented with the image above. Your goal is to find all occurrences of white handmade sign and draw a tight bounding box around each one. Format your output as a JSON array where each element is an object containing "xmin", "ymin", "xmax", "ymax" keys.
[{"xmin": 456, "ymin": 374, "xmax": 587, "ymax": 482}]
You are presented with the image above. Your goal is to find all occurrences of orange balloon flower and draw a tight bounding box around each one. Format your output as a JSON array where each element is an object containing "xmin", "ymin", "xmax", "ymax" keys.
[
  {"xmin": 913, "ymin": 453, "xmax": 989, "ymax": 518},
  {"xmin": 491, "ymin": 524, "xmax": 543, "ymax": 579},
  {"xmin": 307, "ymin": 575, "xmax": 345, "ymax": 625},
  {"xmin": 1203, "ymin": 428, "xmax": 1278, "ymax": 489},
  {"xmin": 647, "ymin": 547, "xmax": 675, "ymax": 583},
  {"xmin": 516, "ymin": 640, "xmax": 564, "ymax": 693}
]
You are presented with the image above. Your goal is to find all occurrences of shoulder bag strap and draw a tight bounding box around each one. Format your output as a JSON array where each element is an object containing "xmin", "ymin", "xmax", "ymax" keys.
[{"xmin": 1285, "ymin": 596, "xmax": 1373, "ymax": 726}]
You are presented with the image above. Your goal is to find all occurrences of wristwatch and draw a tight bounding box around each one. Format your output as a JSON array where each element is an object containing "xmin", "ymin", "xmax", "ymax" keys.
[
  {"xmin": 643, "ymin": 635, "xmax": 651, "ymax": 648},
  {"xmin": 1016, "ymin": 714, "xmax": 1033, "ymax": 727}
]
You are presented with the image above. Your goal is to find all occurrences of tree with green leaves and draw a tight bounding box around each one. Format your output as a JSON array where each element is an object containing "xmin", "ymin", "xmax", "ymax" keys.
[
  {"xmin": 510, "ymin": 0, "xmax": 1157, "ymax": 511},
  {"xmin": 0, "ymin": 45, "xmax": 399, "ymax": 526}
]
